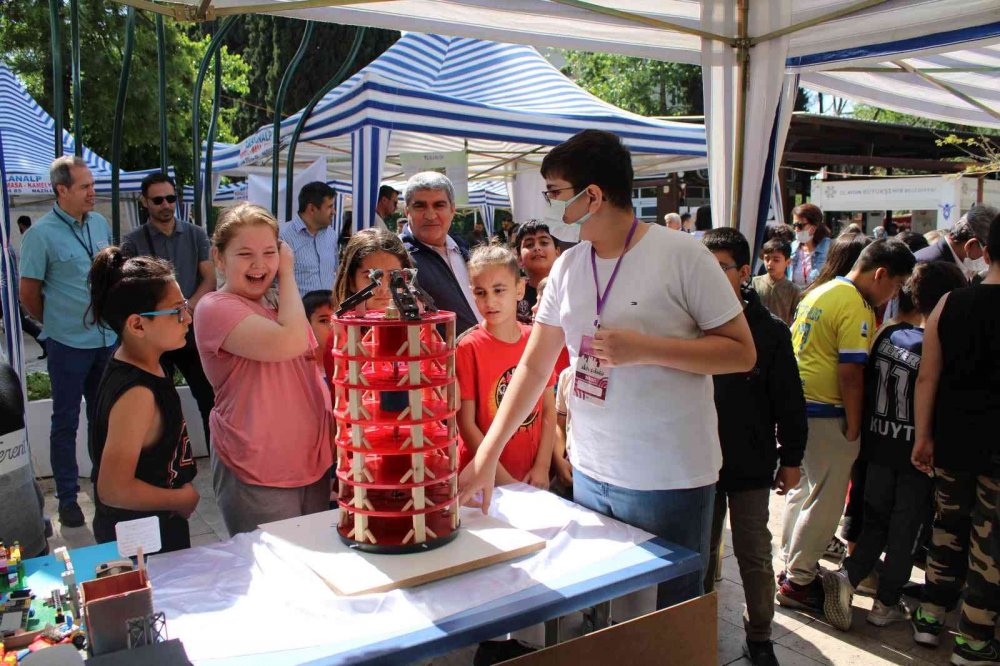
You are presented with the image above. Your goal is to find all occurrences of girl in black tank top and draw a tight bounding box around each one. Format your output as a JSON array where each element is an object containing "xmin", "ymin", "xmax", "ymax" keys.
[{"xmin": 88, "ymin": 248, "xmax": 198, "ymax": 553}]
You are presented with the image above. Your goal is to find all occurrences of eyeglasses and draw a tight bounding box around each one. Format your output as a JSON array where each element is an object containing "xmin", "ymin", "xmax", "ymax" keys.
[
  {"xmin": 792, "ymin": 223, "xmax": 806, "ymax": 230},
  {"xmin": 541, "ymin": 186, "xmax": 575, "ymax": 204},
  {"xmin": 148, "ymin": 195, "xmax": 177, "ymax": 205},
  {"xmin": 718, "ymin": 263, "xmax": 739, "ymax": 272},
  {"xmin": 139, "ymin": 300, "xmax": 191, "ymax": 324}
]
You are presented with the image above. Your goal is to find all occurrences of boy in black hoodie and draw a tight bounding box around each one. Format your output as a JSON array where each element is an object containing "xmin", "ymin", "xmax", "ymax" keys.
[{"xmin": 703, "ymin": 228, "xmax": 808, "ymax": 666}]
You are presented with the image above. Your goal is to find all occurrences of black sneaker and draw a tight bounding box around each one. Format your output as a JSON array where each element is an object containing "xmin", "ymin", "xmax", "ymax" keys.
[
  {"xmin": 912, "ymin": 607, "xmax": 944, "ymax": 648},
  {"xmin": 744, "ymin": 639, "xmax": 780, "ymax": 666},
  {"xmin": 58, "ymin": 501, "xmax": 85, "ymax": 528},
  {"xmin": 951, "ymin": 637, "xmax": 1000, "ymax": 666},
  {"xmin": 472, "ymin": 640, "xmax": 537, "ymax": 666}
]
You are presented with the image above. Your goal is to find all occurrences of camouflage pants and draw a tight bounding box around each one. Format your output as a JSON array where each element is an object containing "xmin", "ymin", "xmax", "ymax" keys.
[{"xmin": 920, "ymin": 468, "xmax": 1000, "ymax": 641}]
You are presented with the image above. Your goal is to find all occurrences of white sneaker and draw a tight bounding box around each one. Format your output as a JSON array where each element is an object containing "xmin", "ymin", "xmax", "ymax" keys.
[
  {"xmin": 867, "ymin": 600, "xmax": 910, "ymax": 627},
  {"xmin": 822, "ymin": 569, "xmax": 854, "ymax": 631}
]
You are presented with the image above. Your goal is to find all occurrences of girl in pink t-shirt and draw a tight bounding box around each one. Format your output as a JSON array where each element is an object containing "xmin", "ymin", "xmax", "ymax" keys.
[{"xmin": 194, "ymin": 203, "xmax": 333, "ymax": 536}]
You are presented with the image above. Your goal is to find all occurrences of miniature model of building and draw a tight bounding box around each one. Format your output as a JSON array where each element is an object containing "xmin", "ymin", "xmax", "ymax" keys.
[{"xmin": 331, "ymin": 308, "xmax": 460, "ymax": 553}]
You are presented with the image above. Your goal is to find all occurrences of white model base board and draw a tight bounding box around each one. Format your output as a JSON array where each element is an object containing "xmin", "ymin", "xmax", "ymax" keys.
[{"xmin": 259, "ymin": 508, "xmax": 546, "ymax": 596}]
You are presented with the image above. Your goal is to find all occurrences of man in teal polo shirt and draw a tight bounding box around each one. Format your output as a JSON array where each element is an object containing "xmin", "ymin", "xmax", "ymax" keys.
[{"xmin": 19, "ymin": 156, "xmax": 116, "ymax": 528}]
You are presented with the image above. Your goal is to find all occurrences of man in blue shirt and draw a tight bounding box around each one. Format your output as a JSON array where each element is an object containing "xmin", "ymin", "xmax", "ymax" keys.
[
  {"xmin": 19, "ymin": 156, "xmax": 116, "ymax": 528},
  {"xmin": 278, "ymin": 181, "xmax": 338, "ymax": 296}
]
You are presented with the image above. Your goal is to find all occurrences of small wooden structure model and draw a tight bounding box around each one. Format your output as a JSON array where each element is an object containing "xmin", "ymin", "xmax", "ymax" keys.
[{"xmin": 331, "ymin": 270, "xmax": 460, "ymax": 553}]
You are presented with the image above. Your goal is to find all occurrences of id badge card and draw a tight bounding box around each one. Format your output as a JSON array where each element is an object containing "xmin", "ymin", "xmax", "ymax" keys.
[{"xmin": 574, "ymin": 334, "xmax": 610, "ymax": 405}]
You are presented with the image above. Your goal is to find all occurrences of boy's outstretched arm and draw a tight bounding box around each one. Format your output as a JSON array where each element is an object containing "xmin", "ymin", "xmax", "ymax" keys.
[
  {"xmin": 459, "ymin": 322, "xmax": 565, "ymax": 511},
  {"xmin": 523, "ymin": 390, "xmax": 556, "ymax": 490},
  {"xmin": 912, "ymin": 295, "xmax": 946, "ymax": 475}
]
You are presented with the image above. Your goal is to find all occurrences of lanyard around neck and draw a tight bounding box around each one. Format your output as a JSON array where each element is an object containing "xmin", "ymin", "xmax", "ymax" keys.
[
  {"xmin": 591, "ymin": 217, "xmax": 639, "ymax": 328},
  {"xmin": 60, "ymin": 216, "xmax": 95, "ymax": 257}
]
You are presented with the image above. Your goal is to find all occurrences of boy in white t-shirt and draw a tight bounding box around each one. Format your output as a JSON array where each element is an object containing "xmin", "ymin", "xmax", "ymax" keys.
[{"xmin": 459, "ymin": 130, "xmax": 757, "ymax": 609}]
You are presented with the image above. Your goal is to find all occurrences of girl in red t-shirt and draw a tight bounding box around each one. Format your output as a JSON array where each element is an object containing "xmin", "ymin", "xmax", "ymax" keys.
[{"xmin": 456, "ymin": 244, "xmax": 556, "ymax": 488}]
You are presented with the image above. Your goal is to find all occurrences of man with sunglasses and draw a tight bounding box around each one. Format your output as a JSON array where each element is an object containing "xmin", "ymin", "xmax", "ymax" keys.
[{"xmin": 122, "ymin": 173, "xmax": 216, "ymax": 452}]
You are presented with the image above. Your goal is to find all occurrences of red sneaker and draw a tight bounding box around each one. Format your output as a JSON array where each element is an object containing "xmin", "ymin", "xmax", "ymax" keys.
[{"xmin": 776, "ymin": 577, "xmax": 824, "ymax": 611}]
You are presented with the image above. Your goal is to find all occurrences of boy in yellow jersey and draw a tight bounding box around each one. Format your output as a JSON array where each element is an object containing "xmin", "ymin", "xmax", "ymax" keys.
[{"xmin": 777, "ymin": 238, "xmax": 915, "ymax": 621}]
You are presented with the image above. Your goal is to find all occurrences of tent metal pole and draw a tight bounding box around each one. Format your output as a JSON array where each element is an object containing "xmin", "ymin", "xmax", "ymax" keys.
[
  {"xmin": 70, "ymin": 0, "xmax": 82, "ymax": 157},
  {"xmin": 830, "ymin": 66, "xmax": 1000, "ymax": 74},
  {"xmin": 272, "ymin": 20, "xmax": 316, "ymax": 218},
  {"xmin": 285, "ymin": 26, "xmax": 367, "ymax": 219},
  {"xmin": 48, "ymin": 0, "xmax": 64, "ymax": 158},
  {"xmin": 752, "ymin": 0, "xmax": 892, "ymax": 44},
  {"xmin": 196, "ymin": 0, "xmax": 214, "ymax": 20},
  {"xmin": 111, "ymin": 7, "xmax": 137, "ymax": 243},
  {"xmin": 731, "ymin": 0, "xmax": 750, "ymax": 229},
  {"xmin": 213, "ymin": 0, "xmax": 397, "ymax": 19},
  {"xmin": 156, "ymin": 15, "xmax": 169, "ymax": 173},
  {"xmin": 892, "ymin": 60, "xmax": 1000, "ymax": 123},
  {"xmin": 470, "ymin": 146, "xmax": 545, "ymax": 180},
  {"xmin": 204, "ymin": 47, "xmax": 223, "ymax": 226},
  {"xmin": 108, "ymin": 0, "xmax": 394, "ymax": 21},
  {"xmin": 548, "ymin": 0, "xmax": 733, "ymax": 44},
  {"xmin": 192, "ymin": 16, "xmax": 238, "ymax": 228}
]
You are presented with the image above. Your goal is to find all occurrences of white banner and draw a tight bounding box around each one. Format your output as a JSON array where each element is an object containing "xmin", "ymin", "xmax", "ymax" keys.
[
  {"xmin": 248, "ymin": 157, "xmax": 327, "ymax": 224},
  {"xmin": 0, "ymin": 428, "xmax": 29, "ymax": 476},
  {"xmin": 5, "ymin": 175, "xmax": 52, "ymax": 197},
  {"xmin": 399, "ymin": 150, "xmax": 468, "ymax": 205}
]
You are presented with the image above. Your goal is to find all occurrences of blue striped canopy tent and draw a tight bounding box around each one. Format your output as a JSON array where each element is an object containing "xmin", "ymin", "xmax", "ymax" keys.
[
  {"xmin": 0, "ymin": 63, "xmax": 169, "ymax": 200},
  {"xmin": 465, "ymin": 180, "xmax": 510, "ymax": 235},
  {"xmin": 206, "ymin": 33, "xmax": 708, "ymax": 232}
]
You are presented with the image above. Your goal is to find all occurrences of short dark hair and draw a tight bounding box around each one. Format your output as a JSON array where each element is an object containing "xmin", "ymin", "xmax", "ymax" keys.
[
  {"xmin": 377, "ymin": 185, "xmax": 398, "ymax": 201},
  {"xmin": 761, "ymin": 238, "xmax": 791, "ymax": 259},
  {"xmin": 895, "ymin": 230, "xmax": 929, "ymax": 253},
  {"xmin": 988, "ymin": 210, "xmax": 1000, "ymax": 260},
  {"xmin": 140, "ymin": 172, "xmax": 176, "ymax": 197},
  {"xmin": 694, "ymin": 205, "xmax": 712, "ymax": 231},
  {"xmin": 855, "ymin": 238, "xmax": 916, "ymax": 277},
  {"xmin": 16, "ymin": 215, "xmax": 31, "ymax": 230},
  {"xmin": 540, "ymin": 130, "xmax": 633, "ymax": 209},
  {"xmin": 302, "ymin": 289, "xmax": 334, "ymax": 320},
  {"xmin": 952, "ymin": 204, "xmax": 998, "ymax": 245},
  {"xmin": 680, "ymin": 212, "xmax": 691, "ymax": 223},
  {"xmin": 298, "ymin": 181, "xmax": 335, "ymax": 214},
  {"xmin": 702, "ymin": 227, "xmax": 750, "ymax": 269},
  {"xmin": 512, "ymin": 220, "xmax": 558, "ymax": 253},
  {"xmin": 905, "ymin": 261, "xmax": 967, "ymax": 316}
]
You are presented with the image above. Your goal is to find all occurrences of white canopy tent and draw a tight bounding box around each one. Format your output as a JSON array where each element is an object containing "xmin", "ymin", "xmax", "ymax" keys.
[
  {"xmin": 136, "ymin": 0, "xmax": 999, "ymax": 255},
  {"xmin": 799, "ymin": 43, "xmax": 1000, "ymax": 129},
  {"xmin": 203, "ymin": 31, "xmax": 708, "ymax": 230}
]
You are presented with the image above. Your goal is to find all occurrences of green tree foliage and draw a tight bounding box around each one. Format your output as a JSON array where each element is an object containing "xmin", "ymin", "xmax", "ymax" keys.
[
  {"xmin": 0, "ymin": 2, "xmax": 249, "ymax": 184},
  {"xmin": 560, "ymin": 51, "xmax": 703, "ymax": 116},
  {"xmin": 226, "ymin": 17, "xmax": 399, "ymax": 140}
]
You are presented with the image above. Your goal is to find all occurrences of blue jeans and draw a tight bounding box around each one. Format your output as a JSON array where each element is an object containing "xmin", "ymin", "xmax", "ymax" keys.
[
  {"xmin": 47, "ymin": 340, "xmax": 114, "ymax": 505},
  {"xmin": 573, "ymin": 469, "xmax": 715, "ymax": 609}
]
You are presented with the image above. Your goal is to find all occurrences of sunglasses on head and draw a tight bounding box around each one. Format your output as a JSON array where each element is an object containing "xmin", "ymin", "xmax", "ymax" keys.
[{"xmin": 148, "ymin": 195, "xmax": 177, "ymax": 205}]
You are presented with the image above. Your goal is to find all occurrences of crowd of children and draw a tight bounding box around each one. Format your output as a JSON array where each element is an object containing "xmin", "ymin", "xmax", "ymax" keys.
[{"xmin": 75, "ymin": 129, "xmax": 1000, "ymax": 666}]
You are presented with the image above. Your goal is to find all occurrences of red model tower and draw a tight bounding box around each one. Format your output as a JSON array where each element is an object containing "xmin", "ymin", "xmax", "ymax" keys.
[{"xmin": 330, "ymin": 310, "xmax": 460, "ymax": 553}]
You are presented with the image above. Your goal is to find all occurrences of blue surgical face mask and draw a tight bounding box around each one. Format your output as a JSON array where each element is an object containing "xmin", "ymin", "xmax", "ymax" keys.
[{"xmin": 542, "ymin": 189, "xmax": 593, "ymax": 243}]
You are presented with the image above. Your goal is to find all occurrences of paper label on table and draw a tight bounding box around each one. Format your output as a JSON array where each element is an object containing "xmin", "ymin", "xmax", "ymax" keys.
[{"xmin": 116, "ymin": 516, "xmax": 161, "ymax": 557}]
